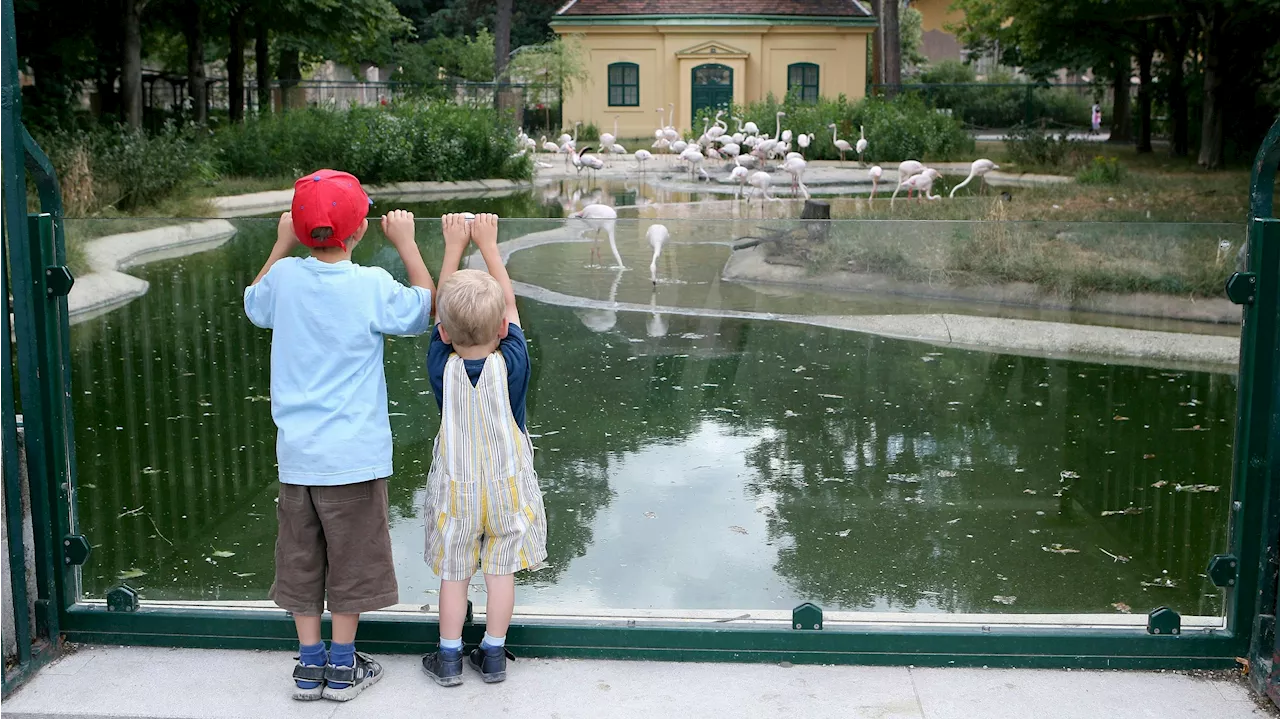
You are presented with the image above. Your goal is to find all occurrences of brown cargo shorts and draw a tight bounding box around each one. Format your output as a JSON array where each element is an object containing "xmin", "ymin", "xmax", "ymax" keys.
[{"xmin": 269, "ymin": 479, "xmax": 399, "ymax": 616}]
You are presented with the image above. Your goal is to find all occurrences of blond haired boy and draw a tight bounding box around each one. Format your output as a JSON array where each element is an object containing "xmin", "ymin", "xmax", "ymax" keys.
[{"xmin": 421, "ymin": 213, "xmax": 548, "ymax": 686}]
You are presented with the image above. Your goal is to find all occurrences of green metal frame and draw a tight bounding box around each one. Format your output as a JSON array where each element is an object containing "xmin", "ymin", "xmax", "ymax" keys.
[
  {"xmin": 550, "ymin": 14, "xmax": 879, "ymax": 28},
  {"xmin": 691, "ymin": 63, "xmax": 733, "ymax": 126}
]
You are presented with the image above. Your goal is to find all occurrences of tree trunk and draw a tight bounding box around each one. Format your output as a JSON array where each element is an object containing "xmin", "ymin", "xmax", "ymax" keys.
[
  {"xmin": 228, "ymin": 6, "xmax": 245, "ymax": 123},
  {"xmin": 1197, "ymin": 8, "xmax": 1224, "ymax": 169},
  {"xmin": 494, "ymin": 0, "xmax": 512, "ymax": 79},
  {"xmin": 183, "ymin": 0, "xmax": 207, "ymax": 125},
  {"xmin": 1108, "ymin": 58, "xmax": 1132, "ymax": 143},
  {"xmin": 122, "ymin": 0, "xmax": 144, "ymax": 128},
  {"xmin": 277, "ymin": 47, "xmax": 302, "ymax": 111},
  {"xmin": 1135, "ymin": 39, "xmax": 1153, "ymax": 153},
  {"xmin": 1165, "ymin": 20, "xmax": 1189, "ymax": 157},
  {"xmin": 881, "ymin": 0, "xmax": 901, "ymax": 90},
  {"xmin": 255, "ymin": 21, "xmax": 270, "ymax": 115}
]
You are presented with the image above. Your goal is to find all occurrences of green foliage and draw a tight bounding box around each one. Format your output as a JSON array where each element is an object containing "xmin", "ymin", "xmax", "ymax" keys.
[
  {"xmin": 391, "ymin": 29, "xmax": 496, "ymax": 84},
  {"xmin": 900, "ymin": 6, "xmax": 929, "ymax": 72},
  {"xmin": 214, "ymin": 102, "xmax": 531, "ymax": 185},
  {"xmin": 505, "ymin": 34, "xmax": 591, "ymax": 96},
  {"xmin": 1002, "ymin": 123, "xmax": 1087, "ymax": 170},
  {"xmin": 39, "ymin": 123, "xmax": 214, "ymax": 214},
  {"xmin": 705, "ymin": 94, "xmax": 974, "ymax": 162},
  {"xmin": 918, "ymin": 61, "xmax": 977, "ymax": 84},
  {"xmin": 1076, "ymin": 156, "xmax": 1126, "ymax": 184}
]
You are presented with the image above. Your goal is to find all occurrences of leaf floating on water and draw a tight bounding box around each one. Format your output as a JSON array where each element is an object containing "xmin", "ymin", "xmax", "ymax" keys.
[
  {"xmin": 211, "ymin": 550, "xmax": 236, "ymax": 558},
  {"xmin": 1099, "ymin": 548, "xmax": 1131, "ymax": 563},
  {"xmin": 889, "ymin": 474, "xmax": 920, "ymax": 484},
  {"xmin": 141, "ymin": 467, "xmax": 162, "ymax": 475},
  {"xmin": 783, "ymin": 410, "xmax": 799, "ymax": 418},
  {"xmin": 1112, "ymin": 602, "xmax": 1132, "ymax": 614},
  {"xmin": 1151, "ymin": 480, "xmax": 1168, "ymax": 488},
  {"xmin": 1172, "ymin": 481, "xmax": 1218, "ymax": 491},
  {"xmin": 244, "ymin": 395, "xmax": 271, "ymax": 403},
  {"xmin": 643, "ymin": 511, "xmax": 657, "ymax": 519},
  {"xmin": 835, "ymin": 529, "xmax": 851, "ymax": 538},
  {"xmin": 1172, "ymin": 425, "xmax": 1209, "ymax": 432},
  {"xmin": 817, "ymin": 393, "xmax": 844, "ymax": 400},
  {"xmin": 937, "ymin": 470, "xmax": 957, "ymax": 478},
  {"xmin": 118, "ymin": 568, "xmax": 147, "ymax": 579},
  {"xmin": 728, "ymin": 526, "xmax": 748, "ymax": 535},
  {"xmin": 1101, "ymin": 507, "xmax": 1144, "ymax": 517},
  {"xmin": 1113, "ymin": 415, "xmax": 1129, "ymax": 421},
  {"xmin": 1060, "ymin": 471, "xmax": 1080, "ymax": 479},
  {"xmin": 1142, "ymin": 454, "xmax": 1156, "ymax": 460},
  {"xmin": 1141, "ymin": 577, "xmax": 1178, "ymax": 589},
  {"xmin": 1042, "ymin": 544, "xmax": 1080, "ymax": 555},
  {"xmin": 1023, "ymin": 489, "xmax": 1037, "ymax": 495},
  {"xmin": 992, "ymin": 595, "xmax": 1017, "ymax": 605},
  {"xmin": 233, "ymin": 572, "xmax": 255, "ymax": 578},
  {"xmin": 946, "ymin": 518, "xmax": 961, "ymax": 525},
  {"xmin": 117, "ymin": 506, "xmax": 145, "ymax": 518}
]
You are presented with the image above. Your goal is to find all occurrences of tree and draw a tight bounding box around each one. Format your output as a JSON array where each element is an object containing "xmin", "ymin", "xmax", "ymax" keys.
[
  {"xmin": 900, "ymin": 4, "xmax": 928, "ymax": 74},
  {"xmin": 493, "ymin": 0, "xmax": 512, "ymax": 78},
  {"xmin": 183, "ymin": 0, "xmax": 207, "ymax": 124},
  {"xmin": 504, "ymin": 34, "xmax": 589, "ymax": 95},
  {"xmin": 880, "ymin": 0, "xmax": 902, "ymax": 87},
  {"xmin": 228, "ymin": 3, "xmax": 246, "ymax": 122},
  {"xmin": 122, "ymin": 0, "xmax": 148, "ymax": 127}
]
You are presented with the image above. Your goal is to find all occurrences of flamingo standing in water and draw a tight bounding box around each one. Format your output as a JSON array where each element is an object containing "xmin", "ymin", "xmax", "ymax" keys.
[
  {"xmin": 781, "ymin": 154, "xmax": 810, "ymax": 199},
  {"xmin": 730, "ymin": 156, "xmax": 750, "ymax": 200},
  {"xmin": 950, "ymin": 159, "xmax": 1000, "ymax": 197},
  {"xmin": 829, "ymin": 124, "xmax": 853, "ymax": 163},
  {"xmin": 568, "ymin": 204, "xmax": 624, "ymax": 269},
  {"xmin": 868, "ymin": 165, "xmax": 883, "ymax": 201},
  {"xmin": 855, "ymin": 126, "xmax": 868, "ymax": 164},
  {"xmin": 891, "ymin": 160, "xmax": 925, "ymax": 202},
  {"xmin": 647, "ymin": 224, "xmax": 670, "ymax": 285},
  {"xmin": 748, "ymin": 171, "xmax": 776, "ymax": 216},
  {"xmin": 634, "ymin": 149, "xmax": 652, "ymax": 173},
  {"xmin": 601, "ymin": 115, "xmax": 619, "ymax": 151},
  {"xmin": 892, "ymin": 168, "xmax": 942, "ymax": 207}
]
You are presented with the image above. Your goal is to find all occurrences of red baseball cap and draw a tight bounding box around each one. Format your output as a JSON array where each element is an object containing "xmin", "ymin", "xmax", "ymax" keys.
[{"xmin": 290, "ymin": 170, "xmax": 372, "ymax": 249}]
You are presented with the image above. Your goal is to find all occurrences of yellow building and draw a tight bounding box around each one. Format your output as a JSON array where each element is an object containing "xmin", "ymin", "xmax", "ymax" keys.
[
  {"xmin": 551, "ymin": 1, "xmax": 877, "ymax": 137},
  {"xmin": 911, "ymin": 0, "xmax": 965, "ymax": 65}
]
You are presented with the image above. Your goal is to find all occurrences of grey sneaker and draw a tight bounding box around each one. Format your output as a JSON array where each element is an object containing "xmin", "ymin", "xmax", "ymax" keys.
[
  {"xmin": 291, "ymin": 661, "xmax": 326, "ymax": 701},
  {"xmin": 321, "ymin": 651, "xmax": 383, "ymax": 701},
  {"xmin": 422, "ymin": 646, "xmax": 464, "ymax": 687},
  {"xmin": 468, "ymin": 644, "xmax": 515, "ymax": 683}
]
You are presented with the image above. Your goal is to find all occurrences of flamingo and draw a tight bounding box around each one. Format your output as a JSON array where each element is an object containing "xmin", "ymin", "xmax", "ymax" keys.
[
  {"xmin": 748, "ymin": 170, "xmax": 776, "ymax": 216},
  {"xmin": 892, "ymin": 168, "xmax": 942, "ymax": 207},
  {"xmin": 707, "ymin": 110, "xmax": 727, "ymax": 141},
  {"xmin": 647, "ymin": 224, "xmax": 669, "ymax": 285},
  {"xmin": 646, "ymin": 292, "xmax": 669, "ymax": 338},
  {"xmin": 671, "ymin": 139, "xmax": 688, "ymax": 156},
  {"xmin": 891, "ymin": 160, "xmax": 925, "ymax": 202},
  {"xmin": 730, "ymin": 156, "xmax": 750, "ymax": 199},
  {"xmin": 950, "ymin": 159, "xmax": 1000, "ymax": 197},
  {"xmin": 829, "ymin": 124, "xmax": 853, "ymax": 163},
  {"xmin": 797, "ymin": 132, "xmax": 811, "ymax": 157},
  {"xmin": 720, "ymin": 142, "xmax": 741, "ymax": 161},
  {"xmin": 743, "ymin": 120, "xmax": 760, "ymax": 135},
  {"xmin": 663, "ymin": 104, "xmax": 679, "ymax": 142},
  {"xmin": 568, "ymin": 204, "xmax": 624, "ymax": 269},
  {"xmin": 868, "ymin": 165, "xmax": 883, "ymax": 201},
  {"xmin": 578, "ymin": 267, "xmax": 625, "ymax": 333},
  {"xmin": 635, "ymin": 149, "xmax": 652, "ymax": 173},
  {"xmin": 781, "ymin": 155, "xmax": 810, "ymax": 199},
  {"xmin": 773, "ymin": 111, "xmax": 786, "ymax": 145},
  {"xmin": 574, "ymin": 146, "xmax": 604, "ymax": 180},
  {"xmin": 601, "ymin": 115, "xmax": 619, "ymax": 150},
  {"xmin": 855, "ymin": 125, "xmax": 868, "ymax": 164},
  {"xmin": 680, "ymin": 145, "xmax": 709, "ymax": 182}
]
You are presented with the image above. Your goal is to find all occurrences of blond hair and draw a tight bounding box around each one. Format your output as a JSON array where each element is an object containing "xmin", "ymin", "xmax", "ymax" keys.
[{"xmin": 437, "ymin": 269, "xmax": 506, "ymax": 347}]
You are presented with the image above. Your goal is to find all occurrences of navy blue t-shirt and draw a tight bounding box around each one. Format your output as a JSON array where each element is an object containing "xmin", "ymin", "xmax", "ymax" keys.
[{"xmin": 427, "ymin": 323, "xmax": 530, "ymax": 432}]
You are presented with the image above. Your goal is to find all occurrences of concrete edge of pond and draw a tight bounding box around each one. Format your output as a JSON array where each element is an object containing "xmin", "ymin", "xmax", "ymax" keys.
[
  {"xmin": 68, "ymin": 219, "xmax": 237, "ymax": 324},
  {"xmin": 471, "ymin": 227, "xmax": 1239, "ymax": 373},
  {"xmin": 211, "ymin": 178, "xmax": 533, "ymax": 218}
]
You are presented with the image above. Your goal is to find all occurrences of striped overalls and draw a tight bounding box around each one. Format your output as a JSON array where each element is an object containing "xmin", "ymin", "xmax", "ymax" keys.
[{"xmin": 423, "ymin": 352, "xmax": 548, "ymax": 581}]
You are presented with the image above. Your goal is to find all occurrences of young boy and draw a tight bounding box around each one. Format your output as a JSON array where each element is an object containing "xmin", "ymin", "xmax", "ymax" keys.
[
  {"xmin": 421, "ymin": 213, "xmax": 548, "ymax": 686},
  {"xmin": 243, "ymin": 169, "xmax": 435, "ymax": 702}
]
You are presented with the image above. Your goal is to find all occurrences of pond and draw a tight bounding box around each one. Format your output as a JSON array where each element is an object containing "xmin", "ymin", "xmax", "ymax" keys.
[{"xmin": 68, "ymin": 208, "xmax": 1236, "ymax": 619}]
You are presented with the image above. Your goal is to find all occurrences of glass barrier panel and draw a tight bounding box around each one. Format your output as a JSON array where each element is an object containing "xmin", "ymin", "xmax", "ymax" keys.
[{"xmin": 66, "ymin": 211, "xmax": 1241, "ymax": 623}]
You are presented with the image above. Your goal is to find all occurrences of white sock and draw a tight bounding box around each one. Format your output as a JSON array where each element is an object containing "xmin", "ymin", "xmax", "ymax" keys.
[
  {"xmin": 440, "ymin": 637, "xmax": 463, "ymax": 651},
  {"xmin": 481, "ymin": 633, "xmax": 506, "ymax": 648}
]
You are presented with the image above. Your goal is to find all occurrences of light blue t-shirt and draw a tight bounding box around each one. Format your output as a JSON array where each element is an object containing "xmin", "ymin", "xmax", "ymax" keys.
[{"xmin": 244, "ymin": 256, "xmax": 432, "ymax": 486}]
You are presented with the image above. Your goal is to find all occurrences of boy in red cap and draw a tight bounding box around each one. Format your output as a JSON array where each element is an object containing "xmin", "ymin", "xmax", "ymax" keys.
[{"xmin": 244, "ymin": 170, "xmax": 461, "ymax": 702}]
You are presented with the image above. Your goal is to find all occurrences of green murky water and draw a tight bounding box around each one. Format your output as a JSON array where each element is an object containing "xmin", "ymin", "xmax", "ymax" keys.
[{"xmin": 69, "ymin": 211, "xmax": 1235, "ymax": 617}]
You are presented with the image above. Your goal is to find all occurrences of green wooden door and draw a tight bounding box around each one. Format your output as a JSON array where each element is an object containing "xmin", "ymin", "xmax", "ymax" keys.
[{"xmin": 691, "ymin": 63, "xmax": 733, "ymax": 126}]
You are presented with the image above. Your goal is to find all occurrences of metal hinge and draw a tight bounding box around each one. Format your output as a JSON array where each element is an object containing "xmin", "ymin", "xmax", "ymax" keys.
[
  {"xmin": 44, "ymin": 265, "xmax": 74, "ymax": 298},
  {"xmin": 107, "ymin": 585, "xmax": 140, "ymax": 613},
  {"xmin": 792, "ymin": 602, "xmax": 823, "ymax": 631},
  {"xmin": 1225, "ymin": 272, "xmax": 1257, "ymax": 305},
  {"xmin": 1147, "ymin": 606, "xmax": 1181, "ymax": 635},
  {"xmin": 1207, "ymin": 554, "xmax": 1239, "ymax": 587},
  {"xmin": 62, "ymin": 534, "xmax": 91, "ymax": 566}
]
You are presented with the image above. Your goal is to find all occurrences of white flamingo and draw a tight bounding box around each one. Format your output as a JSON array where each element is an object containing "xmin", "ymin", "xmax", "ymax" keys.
[
  {"xmin": 797, "ymin": 132, "xmax": 811, "ymax": 157},
  {"xmin": 829, "ymin": 124, "xmax": 853, "ymax": 163},
  {"xmin": 855, "ymin": 125, "xmax": 868, "ymax": 164},
  {"xmin": 868, "ymin": 165, "xmax": 883, "ymax": 201},
  {"xmin": 730, "ymin": 156, "xmax": 750, "ymax": 199},
  {"xmin": 748, "ymin": 170, "xmax": 776, "ymax": 216},
  {"xmin": 773, "ymin": 111, "xmax": 786, "ymax": 144},
  {"xmin": 663, "ymin": 104, "xmax": 679, "ymax": 143},
  {"xmin": 680, "ymin": 146, "xmax": 709, "ymax": 182},
  {"xmin": 601, "ymin": 115, "xmax": 619, "ymax": 150},
  {"xmin": 647, "ymin": 224, "xmax": 669, "ymax": 285},
  {"xmin": 892, "ymin": 168, "xmax": 942, "ymax": 207},
  {"xmin": 743, "ymin": 120, "xmax": 760, "ymax": 136},
  {"xmin": 634, "ymin": 149, "xmax": 652, "ymax": 173},
  {"xmin": 891, "ymin": 160, "xmax": 925, "ymax": 202},
  {"xmin": 707, "ymin": 111, "xmax": 727, "ymax": 141},
  {"xmin": 950, "ymin": 159, "xmax": 1000, "ymax": 197},
  {"xmin": 568, "ymin": 204, "xmax": 624, "ymax": 269},
  {"xmin": 781, "ymin": 155, "xmax": 810, "ymax": 199},
  {"xmin": 577, "ymin": 266, "xmax": 625, "ymax": 333}
]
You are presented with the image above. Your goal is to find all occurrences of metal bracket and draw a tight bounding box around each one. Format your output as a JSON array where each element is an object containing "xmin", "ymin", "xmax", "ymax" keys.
[
  {"xmin": 1225, "ymin": 272, "xmax": 1257, "ymax": 305},
  {"xmin": 465, "ymin": 599, "xmax": 474, "ymax": 625},
  {"xmin": 107, "ymin": 585, "xmax": 140, "ymax": 613},
  {"xmin": 43, "ymin": 265, "xmax": 73, "ymax": 298},
  {"xmin": 1147, "ymin": 606, "xmax": 1181, "ymax": 635},
  {"xmin": 792, "ymin": 602, "xmax": 823, "ymax": 631},
  {"xmin": 1207, "ymin": 554, "xmax": 1239, "ymax": 587},
  {"xmin": 62, "ymin": 534, "xmax": 91, "ymax": 566}
]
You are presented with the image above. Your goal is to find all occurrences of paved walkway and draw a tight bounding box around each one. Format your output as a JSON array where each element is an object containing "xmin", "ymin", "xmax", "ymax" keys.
[{"xmin": 3, "ymin": 646, "xmax": 1266, "ymax": 719}]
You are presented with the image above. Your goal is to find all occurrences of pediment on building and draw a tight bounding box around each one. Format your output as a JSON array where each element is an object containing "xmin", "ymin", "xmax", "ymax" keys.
[{"xmin": 674, "ymin": 40, "xmax": 750, "ymax": 59}]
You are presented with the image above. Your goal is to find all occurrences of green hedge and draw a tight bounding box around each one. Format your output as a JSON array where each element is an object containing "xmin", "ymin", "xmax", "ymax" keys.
[
  {"xmin": 700, "ymin": 94, "xmax": 974, "ymax": 163},
  {"xmin": 215, "ymin": 103, "xmax": 531, "ymax": 185}
]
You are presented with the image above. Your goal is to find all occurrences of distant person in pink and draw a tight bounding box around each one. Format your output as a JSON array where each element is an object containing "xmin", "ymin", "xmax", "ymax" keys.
[{"xmin": 1091, "ymin": 104, "xmax": 1103, "ymax": 134}]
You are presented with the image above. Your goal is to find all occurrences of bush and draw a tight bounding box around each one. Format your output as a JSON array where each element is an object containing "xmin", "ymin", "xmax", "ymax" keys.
[
  {"xmin": 214, "ymin": 102, "xmax": 531, "ymax": 185},
  {"xmin": 702, "ymin": 93, "xmax": 973, "ymax": 163},
  {"xmin": 1075, "ymin": 156, "xmax": 1126, "ymax": 185},
  {"xmin": 39, "ymin": 122, "xmax": 213, "ymax": 214},
  {"xmin": 1003, "ymin": 123, "xmax": 1088, "ymax": 170}
]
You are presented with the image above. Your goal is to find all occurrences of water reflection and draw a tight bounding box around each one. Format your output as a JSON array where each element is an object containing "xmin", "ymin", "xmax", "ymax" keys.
[{"xmin": 69, "ymin": 218, "xmax": 1233, "ymax": 617}]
